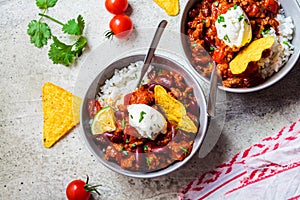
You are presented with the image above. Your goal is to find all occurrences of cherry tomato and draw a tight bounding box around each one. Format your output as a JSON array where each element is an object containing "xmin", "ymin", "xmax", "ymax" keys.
[
  {"xmin": 66, "ymin": 180, "xmax": 90, "ymax": 200},
  {"xmin": 105, "ymin": 0, "xmax": 128, "ymax": 14},
  {"xmin": 108, "ymin": 14, "xmax": 133, "ymax": 39}
]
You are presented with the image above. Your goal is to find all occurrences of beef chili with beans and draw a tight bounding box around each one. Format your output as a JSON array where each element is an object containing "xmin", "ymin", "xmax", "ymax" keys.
[
  {"xmin": 186, "ymin": 0, "xmax": 282, "ymax": 88},
  {"xmin": 88, "ymin": 66, "xmax": 200, "ymax": 172}
]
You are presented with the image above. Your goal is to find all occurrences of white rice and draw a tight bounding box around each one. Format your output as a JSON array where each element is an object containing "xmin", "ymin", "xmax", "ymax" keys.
[
  {"xmin": 97, "ymin": 61, "xmax": 152, "ymax": 109},
  {"xmin": 258, "ymin": 11, "xmax": 294, "ymax": 79}
]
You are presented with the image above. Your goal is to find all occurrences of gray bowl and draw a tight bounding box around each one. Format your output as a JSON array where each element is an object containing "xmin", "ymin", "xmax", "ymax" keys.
[
  {"xmin": 180, "ymin": 0, "xmax": 300, "ymax": 93},
  {"xmin": 80, "ymin": 54, "xmax": 209, "ymax": 178}
]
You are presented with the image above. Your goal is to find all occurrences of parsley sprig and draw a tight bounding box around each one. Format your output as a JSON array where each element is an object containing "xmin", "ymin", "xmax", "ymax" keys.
[{"xmin": 27, "ymin": 0, "xmax": 87, "ymax": 66}]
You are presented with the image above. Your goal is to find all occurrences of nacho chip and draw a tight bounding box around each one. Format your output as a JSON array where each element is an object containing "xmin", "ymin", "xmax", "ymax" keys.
[
  {"xmin": 154, "ymin": 85, "xmax": 197, "ymax": 133},
  {"xmin": 42, "ymin": 82, "xmax": 82, "ymax": 148},
  {"xmin": 153, "ymin": 0, "xmax": 179, "ymax": 16},
  {"xmin": 230, "ymin": 36, "xmax": 275, "ymax": 74}
]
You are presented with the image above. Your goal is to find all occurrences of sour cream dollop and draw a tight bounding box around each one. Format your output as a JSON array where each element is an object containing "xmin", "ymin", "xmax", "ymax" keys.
[
  {"xmin": 127, "ymin": 104, "xmax": 167, "ymax": 140},
  {"xmin": 215, "ymin": 5, "xmax": 252, "ymax": 47}
]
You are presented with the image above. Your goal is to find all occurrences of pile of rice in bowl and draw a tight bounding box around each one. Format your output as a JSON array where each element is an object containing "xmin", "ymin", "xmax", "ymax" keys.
[
  {"xmin": 186, "ymin": 0, "xmax": 294, "ymax": 88},
  {"xmin": 87, "ymin": 61, "xmax": 201, "ymax": 172}
]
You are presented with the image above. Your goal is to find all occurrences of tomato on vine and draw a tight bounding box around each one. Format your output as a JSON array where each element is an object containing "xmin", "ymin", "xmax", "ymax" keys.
[
  {"xmin": 66, "ymin": 176, "xmax": 100, "ymax": 200},
  {"xmin": 105, "ymin": 0, "xmax": 128, "ymax": 14},
  {"xmin": 105, "ymin": 14, "xmax": 133, "ymax": 39}
]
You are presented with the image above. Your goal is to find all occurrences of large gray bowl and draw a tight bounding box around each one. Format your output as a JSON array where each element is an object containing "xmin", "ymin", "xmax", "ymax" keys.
[
  {"xmin": 80, "ymin": 54, "xmax": 209, "ymax": 178},
  {"xmin": 180, "ymin": 0, "xmax": 300, "ymax": 93}
]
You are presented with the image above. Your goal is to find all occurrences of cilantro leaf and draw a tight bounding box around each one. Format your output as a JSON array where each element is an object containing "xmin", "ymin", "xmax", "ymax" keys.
[
  {"xmin": 36, "ymin": 0, "xmax": 58, "ymax": 9},
  {"xmin": 72, "ymin": 36, "xmax": 87, "ymax": 56},
  {"xmin": 48, "ymin": 36, "xmax": 87, "ymax": 66},
  {"xmin": 27, "ymin": 20, "xmax": 51, "ymax": 48},
  {"xmin": 62, "ymin": 15, "xmax": 85, "ymax": 35}
]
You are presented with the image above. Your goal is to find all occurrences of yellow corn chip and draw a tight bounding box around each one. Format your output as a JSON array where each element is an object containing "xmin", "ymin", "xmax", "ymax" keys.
[
  {"xmin": 154, "ymin": 85, "xmax": 197, "ymax": 133},
  {"xmin": 153, "ymin": 0, "xmax": 179, "ymax": 16},
  {"xmin": 42, "ymin": 82, "xmax": 82, "ymax": 148},
  {"xmin": 230, "ymin": 36, "xmax": 275, "ymax": 74}
]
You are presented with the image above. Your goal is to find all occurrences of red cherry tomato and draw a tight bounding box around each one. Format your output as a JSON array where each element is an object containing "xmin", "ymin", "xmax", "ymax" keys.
[
  {"xmin": 108, "ymin": 14, "xmax": 133, "ymax": 39},
  {"xmin": 66, "ymin": 180, "xmax": 90, "ymax": 200},
  {"xmin": 105, "ymin": 0, "xmax": 128, "ymax": 14}
]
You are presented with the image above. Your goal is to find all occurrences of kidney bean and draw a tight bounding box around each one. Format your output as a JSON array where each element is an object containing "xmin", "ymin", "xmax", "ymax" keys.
[
  {"xmin": 135, "ymin": 147, "xmax": 144, "ymax": 166},
  {"xmin": 204, "ymin": 36, "xmax": 216, "ymax": 49},
  {"xmin": 147, "ymin": 83, "xmax": 171, "ymax": 92},
  {"xmin": 151, "ymin": 146, "xmax": 168, "ymax": 153},
  {"xmin": 103, "ymin": 132, "xmax": 124, "ymax": 143},
  {"xmin": 202, "ymin": 8, "xmax": 210, "ymax": 17},
  {"xmin": 93, "ymin": 134, "xmax": 109, "ymax": 145},
  {"xmin": 114, "ymin": 110, "xmax": 123, "ymax": 120},
  {"xmin": 147, "ymin": 83, "xmax": 157, "ymax": 91},
  {"xmin": 188, "ymin": 100, "xmax": 199, "ymax": 115},
  {"xmin": 88, "ymin": 100, "xmax": 101, "ymax": 119},
  {"xmin": 171, "ymin": 125, "xmax": 178, "ymax": 140},
  {"xmin": 156, "ymin": 75, "xmax": 173, "ymax": 88}
]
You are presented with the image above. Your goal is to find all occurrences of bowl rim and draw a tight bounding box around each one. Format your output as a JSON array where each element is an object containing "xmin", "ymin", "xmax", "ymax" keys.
[
  {"xmin": 180, "ymin": 0, "xmax": 300, "ymax": 93},
  {"xmin": 80, "ymin": 53, "xmax": 209, "ymax": 178}
]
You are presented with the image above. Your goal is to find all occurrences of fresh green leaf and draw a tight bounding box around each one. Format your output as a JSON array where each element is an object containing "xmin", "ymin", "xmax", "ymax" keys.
[
  {"xmin": 36, "ymin": 0, "xmax": 58, "ymax": 9},
  {"xmin": 27, "ymin": 20, "xmax": 51, "ymax": 48},
  {"xmin": 62, "ymin": 15, "xmax": 85, "ymax": 35},
  {"xmin": 48, "ymin": 36, "xmax": 86, "ymax": 66},
  {"xmin": 72, "ymin": 36, "xmax": 87, "ymax": 55},
  {"xmin": 48, "ymin": 36, "xmax": 74, "ymax": 66}
]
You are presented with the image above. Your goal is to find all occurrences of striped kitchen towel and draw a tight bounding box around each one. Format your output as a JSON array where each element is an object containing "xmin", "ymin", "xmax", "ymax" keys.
[{"xmin": 179, "ymin": 119, "xmax": 300, "ymax": 200}]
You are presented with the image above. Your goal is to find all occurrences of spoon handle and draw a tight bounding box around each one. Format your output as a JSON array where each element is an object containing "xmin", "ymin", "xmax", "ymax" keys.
[
  {"xmin": 207, "ymin": 62, "xmax": 218, "ymax": 118},
  {"xmin": 136, "ymin": 20, "xmax": 168, "ymax": 88}
]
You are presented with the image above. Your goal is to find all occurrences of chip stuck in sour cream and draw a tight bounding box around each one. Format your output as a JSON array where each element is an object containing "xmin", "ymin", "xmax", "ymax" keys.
[
  {"xmin": 127, "ymin": 104, "xmax": 167, "ymax": 140},
  {"xmin": 215, "ymin": 5, "xmax": 252, "ymax": 48}
]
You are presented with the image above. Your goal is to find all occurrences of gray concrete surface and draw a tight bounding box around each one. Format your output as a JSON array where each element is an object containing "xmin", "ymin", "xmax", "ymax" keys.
[{"xmin": 0, "ymin": 0, "xmax": 299, "ymax": 199}]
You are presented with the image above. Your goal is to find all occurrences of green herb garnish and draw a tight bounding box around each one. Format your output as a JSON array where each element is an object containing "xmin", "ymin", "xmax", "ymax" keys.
[
  {"xmin": 130, "ymin": 115, "xmax": 133, "ymax": 119},
  {"xmin": 238, "ymin": 14, "xmax": 244, "ymax": 22},
  {"xmin": 139, "ymin": 111, "xmax": 146, "ymax": 123},
  {"xmin": 143, "ymin": 145, "xmax": 148, "ymax": 151},
  {"xmin": 146, "ymin": 157, "xmax": 151, "ymax": 166},
  {"xmin": 121, "ymin": 118, "xmax": 125, "ymax": 129},
  {"xmin": 27, "ymin": 0, "xmax": 87, "ymax": 66},
  {"xmin": 180, "ymin": 147, "xmax": 189, "ymax": 156},
  {"xmin": 283, "ymin": 41, "xmax": 291, "ymax": 48},
  {"xmin": 214, "ymin": 1, "xmax": 219, "ymax": 6},
  {"xmin": 233, "ymin": 4, "xmax": 238, "ymax": 9},
  {"xmin": 217, "ymin": 15, "xmax": 225, "ymax": 23},
  {"xmin": 224, "ymin": 34, "xmax": 231, "ymax": 43}
]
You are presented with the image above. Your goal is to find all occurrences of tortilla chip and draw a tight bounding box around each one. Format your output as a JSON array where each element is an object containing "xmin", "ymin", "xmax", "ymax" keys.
[
  {"xmin": 154, "ymin": 85, "xmax": 197, "ymax": 133},
  {"xmin": 230, "ymin": 36, "xmax": 275, "ymax": 74},
  {"xmin": 153, "ymin": 0, "xmax": 179, "ymax": 16},
  {"xmin": 42, "ymin": 82, "xmax": 82, "ymax": 148}
]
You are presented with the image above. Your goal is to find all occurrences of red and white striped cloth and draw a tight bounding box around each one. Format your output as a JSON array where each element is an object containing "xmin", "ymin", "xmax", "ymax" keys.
[{"xmin": 179, "ymin": 119, "xmax": 300, "ymax": 200}]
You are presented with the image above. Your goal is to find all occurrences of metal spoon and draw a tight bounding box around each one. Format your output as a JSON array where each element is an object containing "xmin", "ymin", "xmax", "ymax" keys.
[
  {"xmin": 136, "ymin": 20, "xmax": 168, "ymax": 88},
  {"xmin": 207, "ymin": 61, "xmax": 218, "ymax": 118}
]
